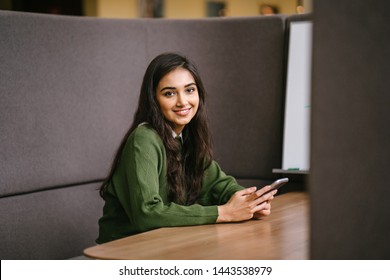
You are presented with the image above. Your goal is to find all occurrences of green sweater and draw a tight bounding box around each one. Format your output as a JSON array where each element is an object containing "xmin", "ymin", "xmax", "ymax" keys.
[{"xmin": 97, "ymin": 125, "xmax": 244, "ymax": 243}]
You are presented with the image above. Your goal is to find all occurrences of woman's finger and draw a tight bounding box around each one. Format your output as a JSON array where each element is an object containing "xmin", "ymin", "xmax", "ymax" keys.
[
  {"xmin": 256, "ymin": 185, "xmax": 272, "ymax": 196},
  {"xmin": 236, "ymin": 186, "xmax": 257, "ymax": 196},
  {"xmin": 250, "ymin": 190, "xmax": 276, "ymax": 207}
]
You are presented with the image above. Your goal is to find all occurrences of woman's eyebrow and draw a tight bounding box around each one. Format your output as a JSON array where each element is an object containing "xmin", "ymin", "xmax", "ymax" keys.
[
  {"xmin": 160, "ymin": 86, "xmax": 176, "ymax": 92},
  {"xmin": 160, "ymin": 83, "xmax": 196, "ymax": 92}
]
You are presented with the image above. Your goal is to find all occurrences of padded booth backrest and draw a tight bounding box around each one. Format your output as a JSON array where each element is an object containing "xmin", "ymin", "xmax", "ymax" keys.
[{"xmin": 0, "ymin": 11, "xmax": 285, "ymax": 259}]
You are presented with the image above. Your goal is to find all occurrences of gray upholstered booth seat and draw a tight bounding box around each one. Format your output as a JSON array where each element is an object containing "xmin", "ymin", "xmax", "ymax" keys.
[
  {"xmin": 0, "ymin": 183, "xmax": 102, "ymax": 259},
  {"xmin": 0, "ymin": 10, "xmax": 286, "ymax": 259}
]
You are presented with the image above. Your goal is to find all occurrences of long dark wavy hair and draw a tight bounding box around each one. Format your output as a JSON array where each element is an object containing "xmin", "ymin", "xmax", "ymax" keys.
[{"xmin": 99, "ymin": 53, "xmax": 213, "ymax": 205}]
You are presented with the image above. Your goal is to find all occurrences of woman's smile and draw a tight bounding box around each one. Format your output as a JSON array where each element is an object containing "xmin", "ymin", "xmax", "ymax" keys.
[{"xmin": 173, "ymin": 107, "xmax": 192, "ymax": 116}]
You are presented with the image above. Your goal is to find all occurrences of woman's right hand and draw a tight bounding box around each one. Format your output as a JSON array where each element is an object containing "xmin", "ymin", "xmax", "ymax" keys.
[{"xmin": 216, "ymin": 186, "xmax": 276, "ymax": 223}]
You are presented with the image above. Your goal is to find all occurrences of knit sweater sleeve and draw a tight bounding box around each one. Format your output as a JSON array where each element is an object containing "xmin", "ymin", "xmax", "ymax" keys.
[
  {"xmin": 112, "ymin": 126, "xmax": 218, "ymax": 234},
  {"xmin": 198, "ymin": 160, "xmax": 245, "ymax": 206}
]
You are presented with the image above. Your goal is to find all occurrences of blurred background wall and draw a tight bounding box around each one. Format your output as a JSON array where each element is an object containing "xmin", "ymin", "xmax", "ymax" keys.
[{"xmin": 0, "ymin": 0, "xmax": 312, "ymax": 18}]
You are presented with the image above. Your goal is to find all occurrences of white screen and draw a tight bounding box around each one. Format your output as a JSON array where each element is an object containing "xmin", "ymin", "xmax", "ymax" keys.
[{"xmin": 282, "ymin": 21, "xmax": 313, "ymax": 171}]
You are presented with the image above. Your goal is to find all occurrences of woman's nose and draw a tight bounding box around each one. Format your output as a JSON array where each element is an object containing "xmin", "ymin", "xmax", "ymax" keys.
[{"xmin": 176, "ymin": 93, "xmax": 187, "ymax": 106}]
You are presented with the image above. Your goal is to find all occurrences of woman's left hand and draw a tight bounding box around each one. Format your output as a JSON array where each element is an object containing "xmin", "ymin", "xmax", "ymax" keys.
[
  {"xmin": 251, "ymin": 185, "xmax": 276, "ymax": 219},
  {"xmin": 252, "ymin": 202, "xmax": 272, "ymax": 219}
]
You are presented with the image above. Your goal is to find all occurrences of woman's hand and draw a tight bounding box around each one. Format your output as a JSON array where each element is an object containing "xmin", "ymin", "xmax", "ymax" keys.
[
  {"xmin": 217, "ymin": 186, "xmax": 277, "ymax": 223},
  {"xmin": 252, "ymin": 185, "xmax": 277, "ymax": 219},
  {"xmin": 252, "ymin": 202, "xmax": 272, "ymax": 219}
]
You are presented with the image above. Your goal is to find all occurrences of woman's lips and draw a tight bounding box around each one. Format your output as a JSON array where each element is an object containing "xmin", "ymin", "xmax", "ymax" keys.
[{"xmin": 173, "ymin": 107, "xmax": 191, "ymax": 116}]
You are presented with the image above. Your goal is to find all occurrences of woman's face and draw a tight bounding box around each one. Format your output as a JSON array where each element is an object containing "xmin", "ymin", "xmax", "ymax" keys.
[{"xmin": 156, "ymin": 67, "xmax": 199, "ymax": 135}]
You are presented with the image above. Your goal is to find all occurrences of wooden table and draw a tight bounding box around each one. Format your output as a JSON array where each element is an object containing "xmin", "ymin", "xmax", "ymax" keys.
[{"xmin": 84, "ymin": 192, "xmax": 308, "ymax": 260}]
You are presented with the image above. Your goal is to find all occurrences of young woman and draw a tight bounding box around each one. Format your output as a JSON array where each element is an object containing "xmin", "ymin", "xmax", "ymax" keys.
[{"xmin": 97, "ymin": 53, "xmax": 277, "ymax": 244}]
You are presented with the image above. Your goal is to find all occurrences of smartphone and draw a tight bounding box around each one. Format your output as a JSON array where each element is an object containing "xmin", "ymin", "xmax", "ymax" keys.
[{"xmin": 263, "ymin": 178, "xmax": 289, "ymax": 195}]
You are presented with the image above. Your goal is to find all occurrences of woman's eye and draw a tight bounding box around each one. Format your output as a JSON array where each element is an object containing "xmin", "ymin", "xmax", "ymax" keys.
[
  {"xmin": 164, "ymin": 91, "xmax": 175, "ymax": 97},
  {"xmin": 186, "ymin": 87, "xmax": 195, "ymax": 93}
]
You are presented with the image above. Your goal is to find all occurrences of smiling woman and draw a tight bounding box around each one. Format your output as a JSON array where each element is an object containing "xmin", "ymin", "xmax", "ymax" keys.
[{"xmin": 96, "ymin": 53, "xmax": 278, "ymax": 244}]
